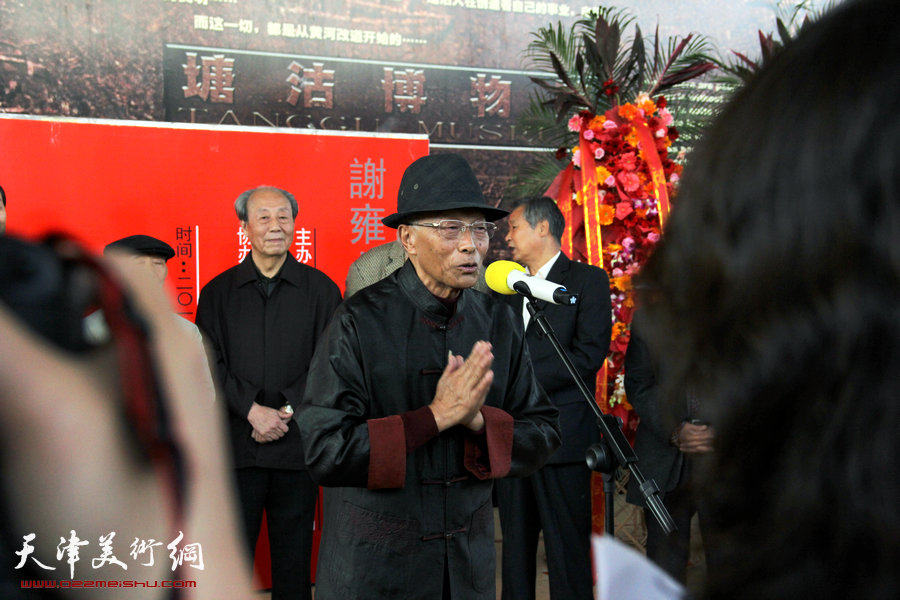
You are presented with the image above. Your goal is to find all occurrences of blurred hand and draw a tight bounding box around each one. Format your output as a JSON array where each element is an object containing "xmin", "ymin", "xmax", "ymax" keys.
[
  {"xmin": 0, "ymin": 250, "xmax": 253, "ymax": 599},
  {"xmin": 676, "ymin": 422, "xmax": 715, "ymax": 454}
]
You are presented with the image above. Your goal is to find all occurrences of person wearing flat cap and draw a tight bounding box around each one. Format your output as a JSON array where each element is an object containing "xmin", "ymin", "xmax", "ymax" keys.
[
  {"xmin": 297, "ymin": 153, "xmax": 561, "ymax": 599},
  {"xmin": 87, "ymin": 234, "xmax": 215, "ymax": 402},
  {"xmin": 104, "ymin": 234, "xmax": 176, "ymax": 278}
]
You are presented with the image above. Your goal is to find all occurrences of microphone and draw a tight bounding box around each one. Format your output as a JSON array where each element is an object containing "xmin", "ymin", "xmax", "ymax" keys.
[{"xmin": 485, "ymin": 260, "xmax": 577, "ymax": 306}]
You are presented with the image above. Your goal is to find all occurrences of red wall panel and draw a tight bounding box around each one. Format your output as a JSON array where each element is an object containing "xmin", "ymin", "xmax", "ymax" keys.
[{"xmin": 0, "ymin": 114, "xmax": 428, "ymax": 313}]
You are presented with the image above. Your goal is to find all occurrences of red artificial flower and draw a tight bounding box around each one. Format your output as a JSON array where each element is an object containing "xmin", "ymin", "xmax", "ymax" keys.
[
  {"xmin": 618, "ymin": 172, "xmax": 641, "ymax": 193},
  {"xmin": 567, "ymin": 114, "xmax": 583, "ymax": 132},
  {"xmin": 615, "ymin": 202, "xmax": 634, "ymax": 220},
  {"xmin": 603, "ymin": 78, "xmax": 619, "ymax": 97},
  {"xmin": 618, "ymin": 103, "xmax": 640, "ymax": 121},
  {"xmin": 618, "ymin": 151, "xmax": 638, "ymax": 171}
]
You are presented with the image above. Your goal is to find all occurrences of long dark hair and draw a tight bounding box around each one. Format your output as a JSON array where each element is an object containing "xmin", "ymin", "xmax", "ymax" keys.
[{"xmin": 639, "ymin": 0, "xmax": 900, "ymax": 597}]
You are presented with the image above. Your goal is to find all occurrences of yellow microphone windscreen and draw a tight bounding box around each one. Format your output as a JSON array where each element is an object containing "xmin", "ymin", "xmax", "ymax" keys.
[{"xmin": 485, "ymin": 260, "xmax": 526, "ymax": 295}]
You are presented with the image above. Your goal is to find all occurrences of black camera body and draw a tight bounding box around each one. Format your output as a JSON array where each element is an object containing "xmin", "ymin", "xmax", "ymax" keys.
[{"xmin": 0, "ymin": 235, "xmax": 98, "ymax": 352}]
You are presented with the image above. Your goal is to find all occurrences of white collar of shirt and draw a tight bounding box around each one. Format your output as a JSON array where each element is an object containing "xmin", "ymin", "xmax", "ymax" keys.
[
  {"xmin": 522, "ymin": 250, "xmax": 562, "ymax": 327},
  {"xmin": 527, "ymin": 250, "xmax": 562, "ymax": 278}
]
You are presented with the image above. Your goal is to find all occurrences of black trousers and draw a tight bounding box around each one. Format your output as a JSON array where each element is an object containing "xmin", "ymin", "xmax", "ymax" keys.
[
  {"xmin": 496, "ymin": 462, "xmax": 594, "ymax": 600},
  {"xmin": 235, "ymin": 467, "xmax": 318, "ymax": 600}
]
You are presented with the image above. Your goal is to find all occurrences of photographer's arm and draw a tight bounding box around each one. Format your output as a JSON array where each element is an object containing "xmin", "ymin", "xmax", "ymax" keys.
[{"xmin": 0, "ymin": 254, "xmax": 253, "ymax": 599}]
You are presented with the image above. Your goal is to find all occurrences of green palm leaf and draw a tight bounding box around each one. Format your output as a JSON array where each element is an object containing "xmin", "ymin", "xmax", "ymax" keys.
[{"xmin": 514, "ymin": 4, "xmax": 718, "ymax": 194}]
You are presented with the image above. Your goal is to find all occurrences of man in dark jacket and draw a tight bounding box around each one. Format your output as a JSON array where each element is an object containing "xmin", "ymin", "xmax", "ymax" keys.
[
  {"xmin": 625, "ymin": 309, "xmax": 714, "ymax": 582},
  {"xmin": 195, "ymin": 186, "xmax": 341, "ymax": 600},
  {"xmin": 297, "ymin": 154, "xmax": 561, "ymax": 600},
  {"xmin": 495, "ymin": 196, "xmax": 611, "ymax": 600}
]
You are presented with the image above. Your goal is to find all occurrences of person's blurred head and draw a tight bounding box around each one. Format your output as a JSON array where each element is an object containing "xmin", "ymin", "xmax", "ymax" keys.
[
  {"xmin": 104, "ymin": 235, "xmax": 175, "ymax": 284},
  {"xmin": 0, "ymin": 185, "xmax": 7, "ymax": 235},
  {"xmin": 638, "ymin": 0, "xmax": 900, "ymax": 597}
]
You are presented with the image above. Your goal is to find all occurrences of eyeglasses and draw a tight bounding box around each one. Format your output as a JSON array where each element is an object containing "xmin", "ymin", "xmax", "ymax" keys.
[{"xmin": 409, "ymin": 220, "xmax": 497, "ymax": 241}]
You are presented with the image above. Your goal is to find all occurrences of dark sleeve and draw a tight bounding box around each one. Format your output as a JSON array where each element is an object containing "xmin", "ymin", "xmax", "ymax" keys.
[
  {"xmin": 401, "ymin": 406, "xmax": 440, "ymax": 453},
  {"xmin": 531, "ymin": 265, "xmax": 612, "ymax": 394},
  {"xmin": 368, "ymin": 399, "xmax": 513, "ymax": 486},
  {"xmin": 624, "ymin": 314, "xmax": 671, "ymax": 446},
  {"xmin": 296, "ymin": 309, "xmax": 393, "ymax": 488},
  {"xmin": 277, "ymin": 278, "xmax": 342, "ymax": 410},
  {"xmin": 463, "ymin": 406, "xmax": 515, "ymax": 479},
  {"xmin": 362, "ymin": 407, "xmax": 438, "ymax": 489},
  {"xmin": 195, "ymin": 282, "xmax": 260, "ymax": 419}
]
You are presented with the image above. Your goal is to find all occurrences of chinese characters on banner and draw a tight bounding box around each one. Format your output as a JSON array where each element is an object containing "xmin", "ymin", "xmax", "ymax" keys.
[
  {"xmin": 235, "ymin": 224, "xmax": 316, "ymax": 265},
  {"xmin": 164, "ymin": 46, "xmax": 529, "ymax": 149},
  {"xmin": 349, "ymin": 158, "xmax": 386, "ymax": 247},
  {"xmin": 287, "ymin": 61, "xmax": 334, "ymax": 108},
  {"xmin": 173, "ymin": 226, "xmax": 198, "ymax": 318},
  {"xmin": 183, "ymin": 52, "xmax": 236, "ymax": 103},
  {"xmin": 177, "ymin": 1, "xmax": 577, "ymax": 39}
]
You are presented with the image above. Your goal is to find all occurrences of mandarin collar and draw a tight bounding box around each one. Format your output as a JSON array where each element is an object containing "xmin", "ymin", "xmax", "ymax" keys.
[
  {"xmin": 234, "ymin": 253, "xmax": 304, "ymax": 288},
  {"xmin": 397, "ymin": 260, "xmax": 470, "ymax": 320}
]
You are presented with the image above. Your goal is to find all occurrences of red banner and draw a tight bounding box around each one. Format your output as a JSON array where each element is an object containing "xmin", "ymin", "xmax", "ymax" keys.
[
  {"xmin": 0, "ymin": 114, "xmax": 429, "ymax": 317},
  {"xmin": 631, "ymin": 117, "xmax": 671, "ymax": 227}
]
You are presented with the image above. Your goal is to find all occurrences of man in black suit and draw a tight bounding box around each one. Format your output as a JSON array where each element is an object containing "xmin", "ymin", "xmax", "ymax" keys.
[{"xmin": 495, "ymin": 196, "xmax": 611, "ymax": 600}]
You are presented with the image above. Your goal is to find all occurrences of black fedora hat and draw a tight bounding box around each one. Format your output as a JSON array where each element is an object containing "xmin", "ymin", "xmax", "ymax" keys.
[{"xmin": 382, "ymin": 153, "xmax": 508, "ymax": 228}]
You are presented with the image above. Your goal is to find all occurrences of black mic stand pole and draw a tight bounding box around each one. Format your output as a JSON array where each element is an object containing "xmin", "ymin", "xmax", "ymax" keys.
[{"xmin": 519, "ymin": 283, "xmax": 676, "ymax": 536}]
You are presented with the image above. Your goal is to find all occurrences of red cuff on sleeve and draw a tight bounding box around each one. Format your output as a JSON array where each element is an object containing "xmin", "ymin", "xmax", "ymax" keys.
[
  {"xmin": 400, "ymin": 406, "xmax": 439, "ymax": 453},
  {"xmin": 464, "ymin": 405, "xmax": 514, "ymax": 479},
  {"xmin": 367, "ymin": 415, "xmax": 406, "ymax": 489}
]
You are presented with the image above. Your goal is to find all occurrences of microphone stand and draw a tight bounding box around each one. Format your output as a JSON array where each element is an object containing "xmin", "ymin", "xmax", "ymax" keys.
[{"xmin": 518, "ymin": 282, "xmax": 676, "ymax": 536}]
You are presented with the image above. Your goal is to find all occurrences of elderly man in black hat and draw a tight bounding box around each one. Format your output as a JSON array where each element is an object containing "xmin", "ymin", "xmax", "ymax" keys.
[{"xmin": 297, "ymin": 153, "xmax": 561, "ymax": 600}]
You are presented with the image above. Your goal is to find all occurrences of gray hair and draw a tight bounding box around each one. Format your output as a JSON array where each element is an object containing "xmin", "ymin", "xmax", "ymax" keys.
[
  {"xmin": 234, "ymin": 186, "xmax": 298, "ymax": 221},
  {"xmin": 514, "ymin": 196, "xmax": 565, "ymax": 243}
]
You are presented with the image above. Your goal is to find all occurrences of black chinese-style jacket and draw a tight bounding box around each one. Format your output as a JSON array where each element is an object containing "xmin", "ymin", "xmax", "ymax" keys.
[{"xmin": 297, "ymin": 261, "xmax": 560, "ymax": 599}]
